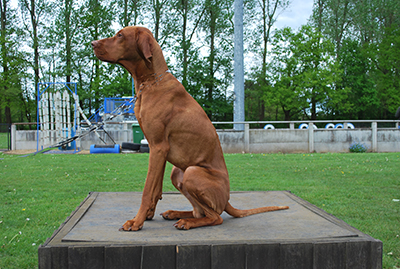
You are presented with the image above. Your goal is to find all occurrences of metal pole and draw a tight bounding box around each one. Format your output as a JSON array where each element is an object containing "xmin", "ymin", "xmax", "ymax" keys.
[{"xmin": 234, "ymin": 0, "xmax": 245, "ymax": 130}]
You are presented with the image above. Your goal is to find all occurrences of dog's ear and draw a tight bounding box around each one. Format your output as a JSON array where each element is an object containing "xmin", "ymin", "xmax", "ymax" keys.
[{"xmin": 137, "ymin": 31, "xmax": 153, "ymax": 69}]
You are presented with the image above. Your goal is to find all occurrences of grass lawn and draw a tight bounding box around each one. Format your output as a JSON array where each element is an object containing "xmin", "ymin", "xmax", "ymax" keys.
[
  {"xmin": 0, "ymin": 133, "xmax": 9, "ymax": 149},
  {"xmin": 1, "ymin": 152, "xmax": 399, "ymax": 268}
]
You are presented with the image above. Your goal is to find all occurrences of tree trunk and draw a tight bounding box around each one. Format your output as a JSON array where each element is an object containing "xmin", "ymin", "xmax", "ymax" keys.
[
  {"xmin": 205, "ymin": 4, "xmax": 216, "ymax": 120},
  {"xmin": 65, "ymin": 0, "xmax": 72, "ymax": 83},
  {"xmin": 29, "ymin": 0, "xmax": 40, "ymax": 91},
  {"xmin": 181, "ymin": 0, "xmax": 188, "ymax": 89},
  {"xmin": 1, "ymin": 0, "xmax": 11, "ymax": 124},
  {"xmin": 153, "ymin": 0, "xmax": 161, "ymax": 41}
]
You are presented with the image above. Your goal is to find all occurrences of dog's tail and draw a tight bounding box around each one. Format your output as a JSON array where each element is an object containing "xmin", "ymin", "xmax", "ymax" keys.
[{"xmin": 224, "ymin": 202, "xmax": 289, "ymax": 218}]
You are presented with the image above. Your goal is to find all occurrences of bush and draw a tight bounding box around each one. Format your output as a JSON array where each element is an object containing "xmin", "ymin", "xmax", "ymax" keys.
[{"xmin": 349, "ymin": 142, "xmax": 368, "ymax": 153}]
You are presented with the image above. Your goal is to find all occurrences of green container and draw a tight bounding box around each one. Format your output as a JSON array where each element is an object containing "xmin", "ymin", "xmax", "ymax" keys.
[{"xmin": 132, "ymin": 123, "xmax": 144, "ymax": 143}]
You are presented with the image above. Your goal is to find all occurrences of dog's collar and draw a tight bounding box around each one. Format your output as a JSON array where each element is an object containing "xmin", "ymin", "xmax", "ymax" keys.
[
  {"xmin": 139, "ymin": 69, "xmax": 170, "ymax": 82},
  {"xmin": 136, "ymin": 69, "xmax": 171, "ymax": 95}
]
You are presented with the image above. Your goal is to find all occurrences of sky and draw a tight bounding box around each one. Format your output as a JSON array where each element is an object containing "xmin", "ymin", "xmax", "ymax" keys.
[
  {"xmin": 10, "ymin": 0, "xmax": 315, "ymax": 31},
  {"xmin": 275, "ymin": 0, "xmax": 315, "ymax": 30}
]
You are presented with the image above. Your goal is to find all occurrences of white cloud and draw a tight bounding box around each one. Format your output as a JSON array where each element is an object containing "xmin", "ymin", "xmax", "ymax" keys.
[{"xmin": 275, "ymin": 0, "xmax": 314, "ymax": 30}]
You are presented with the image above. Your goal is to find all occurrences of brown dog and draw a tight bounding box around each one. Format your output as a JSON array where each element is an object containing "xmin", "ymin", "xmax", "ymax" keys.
[{"xmin": 92, "ymin": 26, "xmax": 288, "ymax": 231}]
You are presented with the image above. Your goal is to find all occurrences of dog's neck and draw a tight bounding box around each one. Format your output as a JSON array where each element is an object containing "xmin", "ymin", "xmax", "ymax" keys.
[
  {"xmin": 119, "ymin": 50, "xmax": 168, "ymax": 95},
  {"xmin": 134, "ymin": 69, "xmax": 170, "ymax": 96}
]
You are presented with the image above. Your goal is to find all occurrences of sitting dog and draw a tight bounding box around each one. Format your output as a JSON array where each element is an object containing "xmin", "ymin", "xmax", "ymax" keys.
[{"xmin": 92, "ymin": 26, "xmax": 288, "ymax": 231}]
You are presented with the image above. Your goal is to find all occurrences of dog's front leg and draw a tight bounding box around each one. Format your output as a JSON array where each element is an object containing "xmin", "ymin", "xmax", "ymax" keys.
[{"xmin": 120, "ymin": 145, "xmax": 167, "ymax": 231}]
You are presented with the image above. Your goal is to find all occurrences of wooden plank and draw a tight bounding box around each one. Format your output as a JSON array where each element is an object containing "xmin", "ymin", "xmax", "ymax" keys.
[
  {"xmin": 51, "ymin": 247, "xmax": 68, "ymax": 269},
  {"xmin": 68, "ymin": 246, "xmax": 104, "ymax": 269},
  {"xmin": 246, "ymin": 243, "xmax": 280, "ymax": 269},
  {"xmin": 176, "ymin": 245, "xmax": 211, "ymax": 269},
  {"xmin": 38, "ymin": 246, "xmax": 51, "ymax": 269},
  {"xmin": 370, "ymin": 240, "xmax": 383, "ymax": 269},
  {"xmin": 314, "ymin": 242, "xmax": 345, "ymax": 269},
  {"xmin": 211, "ymin": 244, "xmax": 246, "ymax": 269},
  {"xmin": 141, "ymin": 245, "xmax": 176, "ymax": 269},
  {"xmin": 280, "ymin": 243, "xmax": 313, "ymax": 269},
  {"xmin": 104, "ymin": 245, "xmax": 142, "ymax": 269},
  {"xmin": 346, "ymin": 241, "xmax": 369, "ymax": 269}
]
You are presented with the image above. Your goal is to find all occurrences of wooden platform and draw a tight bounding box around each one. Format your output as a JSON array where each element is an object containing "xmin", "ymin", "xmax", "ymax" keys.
[{"xmin": 38, "ymin": 191, "xmax": 382, "ymax": 269}]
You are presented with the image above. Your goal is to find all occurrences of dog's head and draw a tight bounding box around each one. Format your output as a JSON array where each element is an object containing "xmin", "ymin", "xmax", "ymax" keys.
[{"xmin": 91, "ymin": 26, "xmax": 154, "ymax": 69}]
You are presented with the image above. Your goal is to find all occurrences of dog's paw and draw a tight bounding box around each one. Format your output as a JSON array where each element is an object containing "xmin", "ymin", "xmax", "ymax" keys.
[
  {"xmin": 118, "ymin": 219, "xmax": 143, "ymax": 231},
  {"xmin": 173, "ymin": 219, "xmax": 191, "ymax": 230},
  {"xmin": 160, "ymin": 210, "xmax": 176, "ymax": 220}
]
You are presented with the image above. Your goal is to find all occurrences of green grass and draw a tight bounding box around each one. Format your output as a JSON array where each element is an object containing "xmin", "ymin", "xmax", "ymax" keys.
[
  {"xmin": 1, "ymin": 152, "xmax": 399, "ymax": 268},
  {"xmin": 0, "ymin": 133, "xmax": 9, "ymax": 149}
]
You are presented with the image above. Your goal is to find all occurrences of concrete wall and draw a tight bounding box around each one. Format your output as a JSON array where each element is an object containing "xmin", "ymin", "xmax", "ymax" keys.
[
  {"xmin": 12, "ymin": 123, "xmax": 400, "ymax": 153},
  {"xmin": 217, "ymin": 127, "xmax": 400, "ymax": 153},
  {"xmin": 11, "ymin": 126, "xmax": 133, "ymax": 151}
]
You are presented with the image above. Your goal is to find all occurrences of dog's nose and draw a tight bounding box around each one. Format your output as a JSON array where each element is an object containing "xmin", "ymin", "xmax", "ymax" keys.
[{"xmin": 91, "ymin": 41, "xmax": 98, "ymax": 48}]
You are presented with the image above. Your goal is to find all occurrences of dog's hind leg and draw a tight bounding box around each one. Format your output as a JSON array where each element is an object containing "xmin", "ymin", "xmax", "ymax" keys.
[
  {"xmin": 171, "ymin": 166, "xmax": 230, "ymax": 230},
  {"xmin": 161, "ymin": 166, "xmax": 200, "ymax": 220}
]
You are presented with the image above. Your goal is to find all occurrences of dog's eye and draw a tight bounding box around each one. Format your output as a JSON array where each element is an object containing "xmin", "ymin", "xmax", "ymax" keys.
[{"xmin": 117, "ymin": 33, "xmax": 123, "ymax": 38}]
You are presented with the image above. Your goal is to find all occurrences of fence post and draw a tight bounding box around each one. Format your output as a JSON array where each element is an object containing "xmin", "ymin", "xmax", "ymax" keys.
[
  {"xmin": 244, "ymin": 123, "xmax": 249, "ymax": 153},
  {"xmin": 308, "ymin": 123, "xmax": 314, "ymax": 153},
  {"xmin": 123, "ymin": 122, "xmax": 128, "ymax": 143},
  {"xmin": 11, "ymin": 124, "xmax": 16, "ymax": 151},
  {"xmin": 372, "ymin": 122, "xmax": 377, "ymax": 152},
  {"xmin": 290, "ymin": 123, "xmax": 294, "ymax": 130},
  {"xmin": 7, "ymin": 124, "xmax": 11, "ymax": 150}
]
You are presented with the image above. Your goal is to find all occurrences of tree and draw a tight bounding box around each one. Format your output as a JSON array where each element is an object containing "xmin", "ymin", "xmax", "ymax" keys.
[
  {"xmin": 311, "ymin": 0, "xmax": 400, "ymax": 120},
  {"xmin": 267, "ymin": 26, "xmax": 345, "ymax": 120},
  {"xmin": 1, "ymin": 0, "xmax": 30, "ymax": 124},
  {"xmin": 244, "ymin": 0, "xmax": 290, "ymax": 121},
  {"xmin": 113, "ymin": 0, "xmax": 147, "ymax": 99},
  {"xmin": 311, "ymin": 0, "xmax": 354, "ymax": 56},
  {"xmin": 58, "ymin": 0, "xmax": 76, "ymax": 83},
  {"xmin": 79, "ymin": 0, "xmax": 116, "ymax": 113},
  {"xmin": 19, "ymin": 0, "xmax": 52, "ymax": 92},
  {"xmin": 151, "ymin": 0, "xmax": 175, "ymax": 45},
  {"xmin": 266, "ymin": 27, "xmax": 308, "ymax": 121},
  {"xmin": 172, "ymin": 0, "xmax": 205, "ymax": 90},
  {"xmin": 334, "ymin": 38, "xmax": 376, "ymax": 119},
  {"xmin": 371, "ymin": 25, "xmax": 400, "ymax": 119},
  {"xmin": 117, "ymin": 0, "xmax": 145, "ymax": 27},
  {"xmin": 199, "ymin": 0, "xmax": 234, "ymax": 121},
  {"xmin": 1, "ymin": 0, "xmax": 12, "ymax": 124}
]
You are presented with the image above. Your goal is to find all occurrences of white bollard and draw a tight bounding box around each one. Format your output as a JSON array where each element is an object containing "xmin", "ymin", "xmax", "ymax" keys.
[
  {"xmin": 65, "ymin": 90, "xmax": 72, "ymax": 146},
  {"xmin": 49, "ymin": 92, "xmax": 54, "ymax": 144},
  {"xmin": 39, "ymin": 96, "xmax": 44, "ymax": 148},
  {"xmin": 55, "ymin": 91, "xmax": 62, "ymax": 143}
]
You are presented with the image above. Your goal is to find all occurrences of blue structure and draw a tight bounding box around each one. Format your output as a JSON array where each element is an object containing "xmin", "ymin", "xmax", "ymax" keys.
[
  {"xmin": 36, "ymin": 82, "xmax": 78, "ymax": 152},
  {"xmin": 90, "ymin": 144, "xmax": 120, "ymax": 154},
  {"xmin": 104, "ymin": 97, "xmax": 135, "ymax": 114},
  {"xmin": 88, "ymin": 97, "xmax": 135, "ymax": 123}
]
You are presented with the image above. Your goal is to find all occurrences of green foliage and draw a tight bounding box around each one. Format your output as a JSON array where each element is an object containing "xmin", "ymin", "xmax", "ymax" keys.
[
  {"xmin": 243, "ymin": 0, "xmax": 290, "ymax": 121},
  {"xmin": 2, "ymin": 0, "xmax": 400, "ymax": 124},
  {"xmin": 335, "ymin": 38, "xmax": 378, "ymax": 119},
  {"xmin": 310, "ymin": 0, "xmax": 400, "ymax": 120},
  {"xmin": 372, "ymin": 25, "xmax": 400, "ymax": 118},
  {"xmin": 265, "ymin": 25, "xmax": 346, "ymax": 120},
  {"xmin": 0, "ymin": 2, "xmax": 30, "ymax": 124}
]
